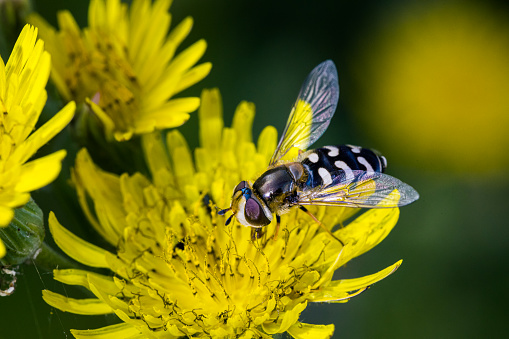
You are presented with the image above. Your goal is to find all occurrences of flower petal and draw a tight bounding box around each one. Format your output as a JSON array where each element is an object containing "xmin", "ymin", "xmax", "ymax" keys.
[
  {"xmin": 73, "ymin": 149, "xmax": 124, "ymax": 245},
  {"xmin": 53, "ymin": 269, "xmax": 121, "ymax": 296},
  {"xmin": 313, "ymin": 205, "xmax": 399, "ymax": 288},
  {"xmin": 85, "ymin": 98, "xmax": 116, "ymax": 139},
  {"xmin": 173, "ymin": 62, "xmax": 212, "ymax": 94},
  {"xmin": 48, "ymin": 212, "xmax": 110, "ymax": 268},
  {"xmin": 167, "ymin": 15, "xmax": 193, "ymax": 48},
  {"xmin": 12, "ymin": 101, "xmax": 75, "ymax": 163},
  {"xmin": 287, "ymin": 322, "xmax": 335, "ymax": 339},
  {"xmin": 232, "ymin": 101, "xmax": 255, "ymax": 145},
  {"xmin": 199, "ymin": 88, "xmax": 223, "ymax": 152},
  {"xmin": 88, "ymin": 275, "xmax": 131, "ymax": 316},
  {"xmin": 113, "ymin": 309, "xmax": 157, "ymax": 338},
  {"xmin": 14, "ymin": 150, "xmax": 67, "ymax": 192},
  {"xmin": 71, "ymin": 323, "xmax": 144, "ymax": 339},
  {"xmin": 0, "ymin": 237, "xmax": 5, "ymax": 257},
  {"xmin": 307, "ymin": 260, "xmax": 402, "ymax": 302},
  {"xmin": 141, "ymin": 132, "xmax": 174, "ymax": 188},
  {"xmin": 134, "ymin": 98, "xmax": 199, "ymax": 133},
  {"xmin": 0, "ymin": 206, "xmax": 15, "ymax": 228},
  {"xmin": 166, "ymin": 130, "xmax": 195, "ymax": 186},
  {"xmin": 257, "ymin": 125, "xmax": 277, "ymax": 164},
  {"xmin": 42, "ymin": 290, "xmax": 112, "ymax": 315},
  {"xmin": 147, "ymin": 39, "xmax": 208, "ymax": 106},
  {"xmin": 262, "ymin": 301, "xmax": 307, "ymax": 334},
  {"xmin": 338, "ymin": 206, "xmax": 400, "ymax": 260}
]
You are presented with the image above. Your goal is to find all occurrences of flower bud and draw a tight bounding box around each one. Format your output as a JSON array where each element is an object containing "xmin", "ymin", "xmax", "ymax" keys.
[{"xmin": 0, "ymin": 199, "xmax": 44, "ymax": 266}]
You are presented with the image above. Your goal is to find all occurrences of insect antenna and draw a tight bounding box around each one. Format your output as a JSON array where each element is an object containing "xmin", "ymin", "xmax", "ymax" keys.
[
  {"xmin": 216, "ymin": 207, "xmax": 233, "ymax": 225},
  {"xmin": 298, "ymin": 206, "xmax": 344, "ymax": 246},
  {"xmin": 217, "ymin": 207, "xmax": 231, "ymax": 216},
  {"xmin": 225, "ymin": 215, "xmax": 233, "ymax": 226}
]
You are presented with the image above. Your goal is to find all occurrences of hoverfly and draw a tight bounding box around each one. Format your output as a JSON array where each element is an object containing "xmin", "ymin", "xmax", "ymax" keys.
[{"xmin": 218, "ymin": 60, "xmax": 419, "ymax": 243}]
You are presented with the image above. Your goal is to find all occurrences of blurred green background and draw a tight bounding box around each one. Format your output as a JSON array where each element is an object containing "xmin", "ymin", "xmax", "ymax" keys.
[{"xmin": 1, "ymin": 0, "xmax": 509, "ymax": 338}]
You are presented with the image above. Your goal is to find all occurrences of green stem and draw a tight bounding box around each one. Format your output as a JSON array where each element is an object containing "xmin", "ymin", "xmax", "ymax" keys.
[{"xmin": 32, "ymin": 242, "xmax": 81, "ymax": 271}]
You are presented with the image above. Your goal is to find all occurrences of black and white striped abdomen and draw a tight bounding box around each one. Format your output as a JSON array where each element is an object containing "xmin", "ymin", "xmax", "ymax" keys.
[{"xmin": 300, "ymin": 145, "xmax": 387, "ymax": 188}]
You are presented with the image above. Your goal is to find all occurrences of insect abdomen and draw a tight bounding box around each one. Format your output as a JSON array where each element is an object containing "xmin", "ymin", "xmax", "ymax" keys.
[{"xmin": 300, "ymin": 145, "xmax": 387, "ymax": 188}]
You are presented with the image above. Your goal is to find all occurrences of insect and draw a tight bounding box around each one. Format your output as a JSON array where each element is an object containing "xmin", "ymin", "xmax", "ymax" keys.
[{"xmin": 218, "ymin": 60, "xmax": 419, "ymax": 243}]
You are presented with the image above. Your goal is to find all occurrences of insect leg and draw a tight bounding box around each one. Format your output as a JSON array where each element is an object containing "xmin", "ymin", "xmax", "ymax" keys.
[
  {"xmin": 251, "ymin": 228, "xmax": 265, "ymax": 241},
  {"xmin": 298, "ymin": 206, "xmax": 344, "ymax": 246},
  {"xmin": 272, "ymin": 215, "xmax": 281, "ymax": 241}
]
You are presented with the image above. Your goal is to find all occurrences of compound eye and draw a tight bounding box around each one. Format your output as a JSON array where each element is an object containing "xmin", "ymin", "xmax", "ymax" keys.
[
  {"xmin": 245, "ymin": 198, "xmax": 271, "ymax": 226},
  {"xmin": 233, "ymin": 181, "xmax": 247, "ymax": 194}
]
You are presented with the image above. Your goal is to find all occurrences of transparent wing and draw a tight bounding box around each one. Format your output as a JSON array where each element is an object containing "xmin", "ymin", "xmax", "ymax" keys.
[
  {"xmin": 269, "ymin": 60, "xmax": 339, "ymax": 165},
  {"xmin": 298, "ymin": 170, "xmax": 419, "ymax": 208}
]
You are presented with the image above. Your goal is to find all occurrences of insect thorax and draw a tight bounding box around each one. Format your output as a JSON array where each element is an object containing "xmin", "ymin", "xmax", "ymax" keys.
[
  {"xmin": 252, "ymin": 164, "xmax": 305, "ymax": 213},
  {"xmin": 300, "ymin": 145, "xmax": 387, "ymax": 188}
]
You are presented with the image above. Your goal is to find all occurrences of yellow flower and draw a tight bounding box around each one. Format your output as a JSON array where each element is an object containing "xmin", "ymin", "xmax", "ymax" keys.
[
  {"xmin": 0, "ymin": 24, "xmax": 75, "ymax": 258},
  {"xmin": 351, "ymin": 2, "xmax": 509, "ymax": 176},
  {"xmin": 44, "ymin": 89, "xmax": 402, "ymax": 338},
  {"xmin": 29, "ymin": 0, "xmax": 211, "ymax": 141}
]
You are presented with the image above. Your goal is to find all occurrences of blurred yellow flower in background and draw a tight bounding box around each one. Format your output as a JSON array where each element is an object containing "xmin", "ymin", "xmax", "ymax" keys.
[
  {"xmin": 43, "ymin": 89, "xmax": 402, "ymax": 338},
  {"xmin": 0, "ymin": 25, "xmax": 75, "ymax": 258},
  {"xmin": 30, "ymin": 0, "xmax": 211, "ymax": 141},
  {"xmin": 351, "ymin": 2, "xmax": 509, "ymax": 176}
]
